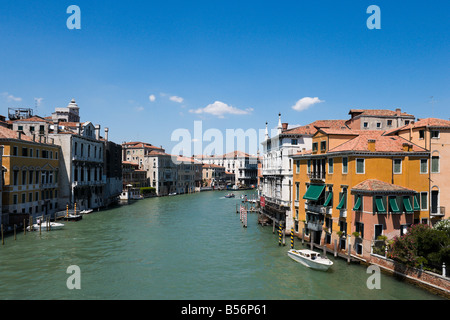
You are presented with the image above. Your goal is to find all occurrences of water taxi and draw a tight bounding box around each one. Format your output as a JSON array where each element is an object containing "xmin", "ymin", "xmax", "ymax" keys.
[
  {"xmin": 224, "ymin": 193, "xmax": 235, "ymax": 198},
  {"xmin": 27, "ymin": 222, "xmax": 65, "ymax": 231},
  {"xmin": 287, "ymin": 249, "xmax": 333, "ymax": 271}
]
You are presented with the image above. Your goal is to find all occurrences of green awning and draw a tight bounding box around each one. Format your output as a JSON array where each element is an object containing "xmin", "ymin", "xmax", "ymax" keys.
[
  {"xmin": 413, "ymin": 195, "xmax": 420, "ymax": 211},
  {"xmin": 336, "ymin": 193, "xmax": 346, "ymax": 210},
  {"xmin": 353, "ymin": 196, "xmax": 362, "ymax": 211},
  {"xmin": 389, "ymin": 198, "xmax": 400, "ymax": 213},
  {"xmin": 403, "ymin": 196, "xmax": 413, "ymax": 213},
  {"xmin": 375, "ymin": 197, "xmax": 386, "ymax": 213},
  {"xmin": 303, "ymin": 184, "xmax": 325, "ymax": 201},
  {"xmin": 323, "ymin": 192, "xmax": 332, "ymax": 207}
]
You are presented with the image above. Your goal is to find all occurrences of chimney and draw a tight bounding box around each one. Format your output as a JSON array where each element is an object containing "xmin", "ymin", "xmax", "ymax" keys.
[
  {"xmin": 53, "ymin": 119, "xmax": 59, "ymax": 133},
  {"xmin": 368, "ymin": 139, "xmax": 376, "ymax": 152},
  {"xmin": 17, "ymin": 131, "xmax": 21, "ymax": 140},
  {"xmin": 76, "ymin": 123, "xmax": 81, "ymax": 135},
  {"xmin": 402, "ymin": 143, "xmax": 412, "ymax": 152},
  {"xmin": 32, "ymin": 134, "xmax": 36, "ymax": 142},
  {"xmin": 104, "ymin": 127, "xmax": 109, "ymax": 141},
  {"xmin": 282, "ymin": 123, "xmax": 288, "ymax": 132},
  {"xmin": 95, "ymin": 124, "xmax": 101, "ymax": 140},
  {"xmin": 396, "ymin": 108, "xmax": 401, "ymax": 116}
]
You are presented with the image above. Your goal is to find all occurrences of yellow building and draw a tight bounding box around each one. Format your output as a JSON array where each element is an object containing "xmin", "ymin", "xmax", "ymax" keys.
[
  {"xmin": 1, "ymin": 127, "xmax": 61, "ymax": 225},
  {"xmin": 291, "ymin": 127, "xmax": 430, "ymax": 260}
]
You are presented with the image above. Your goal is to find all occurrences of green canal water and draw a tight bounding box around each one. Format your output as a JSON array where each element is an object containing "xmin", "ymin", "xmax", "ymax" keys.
[{"xmin": 0, "ymin": 190, "xmax": 444, "ymax": 300}]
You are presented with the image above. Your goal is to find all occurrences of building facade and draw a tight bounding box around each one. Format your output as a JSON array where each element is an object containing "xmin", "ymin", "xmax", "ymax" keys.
[{"xmin": 291, "ymin": 128, "xmax": 430, "ymax": 261}]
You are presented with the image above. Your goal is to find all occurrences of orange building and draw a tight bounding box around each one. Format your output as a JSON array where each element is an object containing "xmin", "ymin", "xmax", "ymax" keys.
[{"xmin": 291, "ymin": 128, "xmax": 430, "ymax": 261}]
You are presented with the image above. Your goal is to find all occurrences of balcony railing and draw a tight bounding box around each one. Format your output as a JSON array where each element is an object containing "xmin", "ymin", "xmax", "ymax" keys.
[
  {"xmin": 305, "ymin": 202, "xmax": 327, "ymax": 214},
  {"xmin": 307, "ymin": 221, "xmax": 323, "ymax": 232},
  {"xmin": 307, "ymin": 172, "xmax": 326, "ymax": 181}
]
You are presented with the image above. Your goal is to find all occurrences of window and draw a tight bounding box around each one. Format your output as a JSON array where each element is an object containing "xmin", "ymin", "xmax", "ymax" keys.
[
  {"xmin": 387, "ymin": 120, "xmax": 393, "ymax": 126},
  {"xmin": 431, "ymin": 130, "xmax": 439, "ymax": 139},
  {"xmin": 21, "ymin": 171, "xmax": 26, "ymax": 185},
  {"xmin": 420, "ymin": 159, "xmax": 428, "ymax": 174},
  {"xmin": 29, "ymin": 149, "xmax": 33, "ymax": 157},
  {"xmin": 431, "ymin": 156, "xmax": 439, "ymax": 173},
  {"xmin": 320, "ymin": 141, "xmax": 326, "ymax": 151},
  {"xmin": 291, "ymin": 139, "xmax": 298, "ymax": 145},
  {"xmin": 419, "ymin": 130, "xmax": 425, "ymax": 140},
  {"xmin": 393, "ymin": 159, "xmax": 402, "ymax": 174},
  {"xmin": 22, "ymin": 148, "xmax": 28, "ymax": 157},
  {"xmin": 312, "ymin": 142, "xmax": 318, "ymax": 152},
  {"xmin": 296, "ymin": 161, "xmax": 300, "ymax": 174},
  {"xmin": 376, "ymin": 122, "xmax": 381, "ymax": 128},
  {"xmin": 307, "ymin": 160, "xmax": 311, "ymax": 174},
  {"xmin": 12, "ymin": 146, "xmax": 18, "ymax": 156},
  {"xmin": 420, "ymin": 192, "xmax": 428, "ymax": 210},
  {"xmin": 18, "ymin": 125, "xmax": 23, "ymax": 131},
  {"xmin": 295, "ymin": 183, "xmax": 300, "ymax": 201},
  {"xmin": 13, "ymin": 194, "xmax": 18, "ymax": 205},
  {"xmin": 328, "ymin": 158, "xmax": 334, "ymax": 174},
  {"xmin": 342, "ymin": 157, "xmax": 348, "ymax": 174},
  {"xmin": 355, "ymin": 222, "xmax": 364, "ymax": 238},
  {"xmin": 363, "ymin": 122, "xmax": 368, "ymax": 128},
  {"xmin": 356, "ymin": 159, "xmax": 365, "ymax": 174}
]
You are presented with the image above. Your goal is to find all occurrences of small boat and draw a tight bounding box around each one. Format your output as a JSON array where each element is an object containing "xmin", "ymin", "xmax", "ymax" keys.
[
  {"xmin": 64, "ymin": 214, "xmax": 83, "ymax": 221},
  {"xmin": 224, "ymin": 193, "xmax": 235, "ymax": 198},
  {"xmin": 27, "ymin": 222, "xmax": 64, "ymax": 231},
  {"xmin": 80, "ymin": 209, "xmax": 93, "ymax": 214},
  {"xmin": 287, "ymin": 249, "xmax": 333, "ymax": 271},
  {"xmin": 169, "ymin": 192, "xmax": 177, "ymax": 196}
]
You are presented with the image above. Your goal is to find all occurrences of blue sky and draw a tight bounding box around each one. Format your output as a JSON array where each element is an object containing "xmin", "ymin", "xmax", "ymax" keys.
[{"xmin": 0, "ymin": 1, "xmax": 448, "ymax": 155}]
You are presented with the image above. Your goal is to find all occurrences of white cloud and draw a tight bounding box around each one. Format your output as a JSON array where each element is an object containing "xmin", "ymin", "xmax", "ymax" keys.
[
  {"xmin": 189, "ymin": 101, "xmax": 253, "ymax": 118},
  {"xmin": 1, "ymin": 92, "xmax": 22, "ymax": 102},
  {"xmin": 291, "ymin": 97, "xmax": 324, "ymax": 112},
  {"xmin": 169, "ymin": 95, "xmax": 184, "ymax": 103},
  {"xmin": 149, "ymin": 94, "xmax": 156, "ymax": 102},
  {"xmin": 135, "ymin": 106, "xmax": 145, "ymax": 112}
]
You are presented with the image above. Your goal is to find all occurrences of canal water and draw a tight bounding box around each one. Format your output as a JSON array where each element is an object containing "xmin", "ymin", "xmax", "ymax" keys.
[{"xmin": 0, "ymin": 190, "xmax": 443, "ymax": 300}]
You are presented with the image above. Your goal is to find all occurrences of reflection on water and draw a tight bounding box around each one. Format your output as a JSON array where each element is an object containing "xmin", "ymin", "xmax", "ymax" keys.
[{"xmin": 0, "ymin": 191, "xmax": 442, "ymax": 300}]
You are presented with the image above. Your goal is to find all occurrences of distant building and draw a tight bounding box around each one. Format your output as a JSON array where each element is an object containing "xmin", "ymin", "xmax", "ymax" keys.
[
  {"xmin": 143, "ymin": 150, "xmax": 177, "ymax": 196},
  {"xmin": 346, "ymin": 108, "xmax": 415, "ymax": 131}
]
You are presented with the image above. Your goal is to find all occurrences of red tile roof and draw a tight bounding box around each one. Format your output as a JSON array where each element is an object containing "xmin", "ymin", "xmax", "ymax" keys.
[
  {"xmin": 0, "ymin": 127, "xmax": 35, "ymax": 142},
  {"xmin": 384, "ymin": 117, "xmax": 450, "ymax": 136},
  {"xmin": 351, "ymin": 179, "xmax": 416, "ymax": 193},
  {"xmin": 348, "ymin": 109, "xmax": 414, "ymax": 118},
  {"xmin": 328, "ymin": 132, "xmax": 427, "ymax": 153}
]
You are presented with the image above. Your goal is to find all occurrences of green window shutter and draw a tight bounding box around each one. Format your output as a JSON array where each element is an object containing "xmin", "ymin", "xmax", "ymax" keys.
[
  {"xmin": 403, "ymin": 196, "xmax": 413, "ymax": 213},
  {"xmin": 413, "ymin": 194, "xmax": 420, "ymax": 211},
  {"xmin": 336, "ymin": 193, "xmax": 346, "ymax": 210},
  {"xmin": 375, "ymin": 196, "xmax": 386, "ymax": 213},
  {"xmin": 353, "ymin": 196, "xmax": 362, "ymax": 211},
  {"xmin": 323, "ymin": 192, "xmax": 333, "ymax": 207},
  {"xmin": 302, "ymin": 184, "xmax": 325, "ymax": 201},
  {"xmin": 389, "ymin": 197, "xmax": 400, "ymax": 213}
]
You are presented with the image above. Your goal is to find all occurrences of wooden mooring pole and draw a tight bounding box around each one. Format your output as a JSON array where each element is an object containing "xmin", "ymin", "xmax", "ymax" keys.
[
  {"xmin": 1, "ymin": 224, "xmax": 4, "ymax": 245},
  {"xmin": 14, "ymin": 224, "xmax": 16, "ymax": 240}
]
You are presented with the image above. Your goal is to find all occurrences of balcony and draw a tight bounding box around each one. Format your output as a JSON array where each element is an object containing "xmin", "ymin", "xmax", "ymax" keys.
[
  {"xmin": 339, "ymin": 209, "xmax": 347, "ymax": 218},
  {"xmin": 431, "ymin": 206, "xmax": 445, "ymax": 217},
  {"xmin": 305, "ymin": 202, "xmax": 327, "ymax": 214},
  {"xmin": 307, "ymin": 221, "xmax": 323, "ymax": 232},
  {"xmin": 307, "ymin": 172, "xmax": 326, "ymax": 181}
]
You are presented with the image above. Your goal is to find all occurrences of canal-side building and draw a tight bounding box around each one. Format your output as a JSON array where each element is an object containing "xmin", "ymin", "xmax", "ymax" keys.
[
  {"xmin": 202, "ymin": 163, "xmax": 226, "ymax": 188},
  {"xmin": 104, "ymin": 133, "xmax": 123, "ymax": 207},
  {"xmin": 291, "ymin": 128, "xmax": 430, "ymax": 261},
  {"xmin": 259, "ymin": 114, "xmax": 349, "ymax": 233},
  {"xmin": 0, "ymin": 127, "xmax": 61, "ymax": 225},
  {"xmin": 143, "ymin": 151, "xmax": 177, "ymax": 196},
  {"xmin": 345, "ymin": 108, "xmax": 415, "ymax": 131},
  {"xmin": 121, "ymin": 141, "xmax": 165, "ymax": 168},
  {"xmin": 175, "ymin": 156, "xmax": 202, "ymax": 194},
  {"xmin": 384, "ymin": 118, "xmax": 450, "ymax": 224}
]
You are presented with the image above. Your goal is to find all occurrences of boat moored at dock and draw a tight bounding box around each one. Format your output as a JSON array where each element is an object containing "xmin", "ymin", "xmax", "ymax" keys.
[{"xmin": 287, "ymin": 249, "xmax": 333, "ymax": 271}]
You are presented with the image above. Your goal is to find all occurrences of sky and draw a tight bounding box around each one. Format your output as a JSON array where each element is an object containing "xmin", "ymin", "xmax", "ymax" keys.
[{"xmin": 0, "ymin": 0, "xmax": 448, "ymax": 155}]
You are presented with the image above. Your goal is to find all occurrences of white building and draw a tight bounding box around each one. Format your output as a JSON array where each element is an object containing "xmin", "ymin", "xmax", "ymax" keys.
[{"xmin": 260, "ymin": 114, "xmax": 348, "ymax": 232}]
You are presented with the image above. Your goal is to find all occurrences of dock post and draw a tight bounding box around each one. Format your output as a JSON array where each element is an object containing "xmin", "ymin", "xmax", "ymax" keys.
[
  {"xmin": 273, "ymin": 220, "xmax": 275, "ymax": 234},
  {"xmin": 290, "ymin": 228, "xmax": 294, "ymax": 249},
  {"xmin": 278, "ymin": 225, "xmax": 282, "ymax": 246},
  {"xmin": 302, "ymin": 228, "xmax": 305, "ymax": 245},
  {"xmin": 29, "ymin": 216, "xmax": 32, "ymax": 232},
  {"xmin": 24, "ymin": 219, "xmax": 26, "ymax": 235},
  {"xmin": 310, "ymin": 232, "xmax": 314, "ymax": 250},
  {"xmin": 1, "ymin": 224, "xmax": 4, "ymax": 245},
  {"xmin": 14, "ymin": 224, "xmax": 16, "ymax": 240},
  {"xmin": 282, "ymin": 228, "xmax": 286, "ymax": 246},
  {"xmin": 347, "ymin": 237, "xmax": 351, "ymax": 264},
  {"xmin": 334, "ymin": 239, "xmax": 337, "ymax": 257}
]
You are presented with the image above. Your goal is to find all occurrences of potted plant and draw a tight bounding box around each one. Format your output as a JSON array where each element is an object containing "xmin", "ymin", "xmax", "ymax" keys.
[{"xmin": 352, "ymin": 231, "xmax": 360, "ymax": 238}]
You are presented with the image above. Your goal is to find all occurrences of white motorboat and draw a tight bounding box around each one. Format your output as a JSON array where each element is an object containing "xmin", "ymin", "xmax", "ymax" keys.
[
  {"xmin": 287, "ymin": 249, "xmax": 333, "ymax": 271},
  {"xmin": 27, "ymin": 222, "xmax": 64, "ymax": 231},
  {"xmin": 80, "ymin": 209, "xmax": 93, "ymax": 214}
]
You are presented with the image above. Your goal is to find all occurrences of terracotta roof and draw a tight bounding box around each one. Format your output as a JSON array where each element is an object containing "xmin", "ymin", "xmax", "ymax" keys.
[
  {"xmin": 202, "ymin": 163, "xmax": 225, "ymax": 169},
  {"xmin": 328, "ymin": 132, "xmax": 427, "ymax": 153},
  {"xmin": 0, "ymin": 127, "xmax": 34, "ymax": 142},
  {"xmin": 384, "ymin": 118, "xmax": 450, "ymax": 136},
  {"xmin": 283, "ymin": 120, "xmax": 348, "ymax": 136},
  {"xmin": 351, "ymin": 179, "xmax": 416, "ymax": 193},
  {"xmin": 348, "ymin": 109, "xmax": 415, "ymax": 118},
  {"xmin": 12, "ymin": 116, "xmax": 52, "ymax": 123},
  {"xmin": 122, "ymin": 141, "xmax": 164, "ymax": 150}
]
